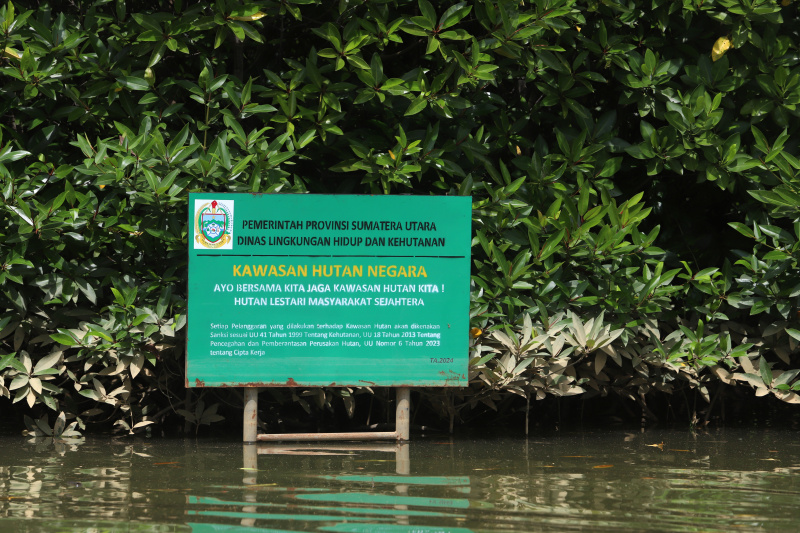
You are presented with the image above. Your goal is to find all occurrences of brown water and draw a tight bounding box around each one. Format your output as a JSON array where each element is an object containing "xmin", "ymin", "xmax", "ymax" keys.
[{"xmin": 1, "ymin": 428, "xmax": 799, "ymax": 532}]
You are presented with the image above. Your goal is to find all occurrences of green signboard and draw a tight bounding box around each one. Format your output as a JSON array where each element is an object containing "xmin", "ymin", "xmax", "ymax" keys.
[{"xmin": 187, "ymin": 194, "xmax": 471, "ymax": 387}]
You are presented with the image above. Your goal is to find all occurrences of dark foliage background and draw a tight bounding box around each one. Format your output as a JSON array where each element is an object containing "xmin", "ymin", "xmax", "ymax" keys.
[{"xmin": 1, "ymin": 0, "xmax": 799, "ymax": 436}]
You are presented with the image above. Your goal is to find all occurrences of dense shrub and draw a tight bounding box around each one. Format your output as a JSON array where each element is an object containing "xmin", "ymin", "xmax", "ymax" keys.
[{"xmin": 1, "ymin": 0, "xmax": 799, "ymax": 435}]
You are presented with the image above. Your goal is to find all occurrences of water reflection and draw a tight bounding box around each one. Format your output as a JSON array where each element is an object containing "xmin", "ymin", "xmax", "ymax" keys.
[
  {"xmin": 2, "ymin": 430, "xmax": 800, "ymax": 532},
  {"xmin": 211, "ymin": 443, "xmax": 470, "ymax": 530}
]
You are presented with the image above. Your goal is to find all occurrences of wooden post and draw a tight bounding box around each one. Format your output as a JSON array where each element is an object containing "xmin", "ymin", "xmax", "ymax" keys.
[
  {"xmin": 241, "ymin": 443, "xmax": 258, "ymax": 527},
  {"xmin": 396, "ymin": 387, "xmax": 410, "ymax": 441},
  {"xmin": 396, "ymin": 442, "xmax": 410, "ymax": 475},
  {"xmin": 243, "ymin": 388, "xmax": 259, "ymax": 443}
]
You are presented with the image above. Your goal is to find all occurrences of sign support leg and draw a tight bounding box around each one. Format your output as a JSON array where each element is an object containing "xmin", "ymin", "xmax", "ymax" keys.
[
  {"xmin": 396, "ymin": 387, "xmax": 410, "ymax": 442},
  {"xmin": 243, "ymin": 387, "xmax": 259, "ymax": 443}
]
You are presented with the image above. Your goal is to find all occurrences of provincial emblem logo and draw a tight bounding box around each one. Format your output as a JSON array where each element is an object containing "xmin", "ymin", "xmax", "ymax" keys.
[{"xmin": 194, "ymin": 199, "xmax": 234, "ymax": 249}]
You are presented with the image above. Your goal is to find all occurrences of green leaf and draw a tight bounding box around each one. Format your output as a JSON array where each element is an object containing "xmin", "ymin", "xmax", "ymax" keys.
[
  {"xmin": 439, "ymin": 3, "xmax": 472, "ymax": 30},
  {"xmin": 492, "ymin": 246, "xmax": 510, "ymax": 277},
  {"xmin": 728, "ymin": 222, "xmax": 754, "ymax": 238},
  {"xmin": 0, "ymin": 353, "xmax": 18, "ymax": 371},
  {"xmin": 0, "ymin": 146, "xmax": 31, "ymax": 164},
  {"xmin": 418, "ymin": 0, "xmax": 437, "ymax": 24},
  {"xmin": 50, "ymin": 333, "xmax": 78, "ymax": 346},
  {"xmin": 79, "ymin": 389, "xmax": 100, "ymax": 401},
  {"xmin": 87, "ymin": 328, "xmax": 114, "ymax": 343},
  {"xmin": 775, "ymin": 369, "xmax": 800, "ymax": 387},
  {"xmin": 33, "ymin": 352, "xmax": 61, "ymax": 374},
  {"xmin": 131, "ymin": 314, "xmax": 149, "ymax": 327},
  {"xmin": 405, "ymin": 96, "xmax": 428, "ymax": 116},
  {"xmin": 759, "ymin": 356, "xmax": 773, "ymax": 387},
  {"xmin": 117, "ymin": 76, "xmax": 150, "ymax": 91},
  {"xmin": 296, "ymin": 129, "xmax": 316, "ymax": 148},
  {"xmin": 9, "ymin": 376, "xmax": 29, "ymax": 390}
]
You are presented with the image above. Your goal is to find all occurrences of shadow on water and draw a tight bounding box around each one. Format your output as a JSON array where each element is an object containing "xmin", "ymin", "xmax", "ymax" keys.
[{"xmin": 2, "ymin": 429, "xmax": 800, "ymax": 532}]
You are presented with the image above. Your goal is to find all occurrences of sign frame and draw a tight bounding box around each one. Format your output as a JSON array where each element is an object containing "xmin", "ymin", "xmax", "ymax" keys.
[{"xmin": 186, "ymin": 193, "xmax": 472, "ymax": 390}]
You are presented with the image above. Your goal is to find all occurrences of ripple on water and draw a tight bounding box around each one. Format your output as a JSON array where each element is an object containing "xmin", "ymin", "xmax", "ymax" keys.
[{"xmin": 1, "ymin": 431, "xmax": 800, "ymax": 532}]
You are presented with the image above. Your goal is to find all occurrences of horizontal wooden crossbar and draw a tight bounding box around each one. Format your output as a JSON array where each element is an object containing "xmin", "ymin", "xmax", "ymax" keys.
[
  {"xmin": 244, "ymin": 388, "xmax": 410, "ymax": 443},
  {"xmin": 256, "ymin": 431, "xmax": 400, "ymax": 442}
]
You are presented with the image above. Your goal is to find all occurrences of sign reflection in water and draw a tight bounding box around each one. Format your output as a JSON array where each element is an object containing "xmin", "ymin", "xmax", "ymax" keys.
[{"xmin": 3, "ymin": 431, "xmax": 800, "ymax": 532}]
